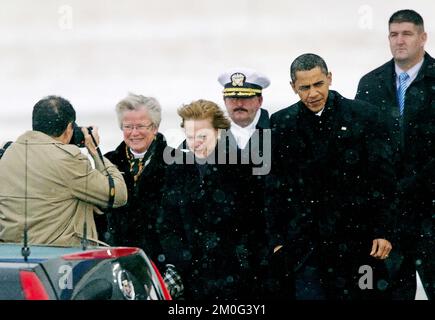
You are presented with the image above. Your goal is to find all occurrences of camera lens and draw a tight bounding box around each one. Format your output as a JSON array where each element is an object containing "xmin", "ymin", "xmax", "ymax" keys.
[{"xmin": 71, "ymin": 123, "xmax": 86, "ymax": 148}]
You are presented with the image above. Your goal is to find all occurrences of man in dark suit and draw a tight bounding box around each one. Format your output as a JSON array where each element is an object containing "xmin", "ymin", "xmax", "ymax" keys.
[
  {"xmin": 268, "ymin": 53, "xmax": 394, "ymax": 299},
  {"xmin": 356, "ymin": 9, "xmax": 434, "ymax": 300}
]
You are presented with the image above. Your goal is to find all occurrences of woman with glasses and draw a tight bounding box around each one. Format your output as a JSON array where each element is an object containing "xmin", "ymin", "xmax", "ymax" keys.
[{"xmin": 96, "ymin": 93, "xmax": 167, "ymax": 268}]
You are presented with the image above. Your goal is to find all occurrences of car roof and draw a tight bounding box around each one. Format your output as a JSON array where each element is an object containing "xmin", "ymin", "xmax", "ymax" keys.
[{"xmin": 0, "ymin": 243, "xmax": 102, "ymax": 262}]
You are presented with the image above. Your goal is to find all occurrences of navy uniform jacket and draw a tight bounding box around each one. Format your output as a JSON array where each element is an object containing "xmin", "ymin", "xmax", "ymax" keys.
[{"xmin": 227, "ymin": 108, "xmax": 271, "ymax": 293}]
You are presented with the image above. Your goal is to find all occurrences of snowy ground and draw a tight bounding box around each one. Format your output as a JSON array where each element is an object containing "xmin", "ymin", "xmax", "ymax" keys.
[{"xmin": 0, "ymin": 0, "xmax": 432, "ymax": 299}]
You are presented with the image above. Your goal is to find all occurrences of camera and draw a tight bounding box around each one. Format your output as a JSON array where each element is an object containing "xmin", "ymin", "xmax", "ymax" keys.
[{"xmin": 71, "ymin": 122, "xmax": 93, "ymax": 148}]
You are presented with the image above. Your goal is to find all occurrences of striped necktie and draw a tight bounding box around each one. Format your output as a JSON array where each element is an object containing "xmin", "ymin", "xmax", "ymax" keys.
[{"xmin": 397, "ymin": 72, "xmax": 410, "ymax": 116}]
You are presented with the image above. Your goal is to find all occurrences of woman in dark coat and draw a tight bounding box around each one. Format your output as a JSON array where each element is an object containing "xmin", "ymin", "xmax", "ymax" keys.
[
  {"xmin": 96, "ymin": 93, "xmax": 167, "ymax": 265},
  {"xmin": 158, "ymin": 99, "xmax": 256, "ymax": 300}
]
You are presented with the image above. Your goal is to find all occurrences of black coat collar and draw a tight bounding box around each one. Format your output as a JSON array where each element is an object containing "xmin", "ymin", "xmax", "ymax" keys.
[
  {"xmin": 373, "ymin": 52, "xmax": 435, "ymax": 96},
  {"xmin": 256, "ymin": 108, "xmax": 270, "ymax": 129}
]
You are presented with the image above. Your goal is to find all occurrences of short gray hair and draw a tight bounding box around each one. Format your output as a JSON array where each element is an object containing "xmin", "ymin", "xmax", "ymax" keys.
[
  {"xmin": 115, "ymin": 93, "xmax": 162, "ymax": 129},
  {"xmin": 290, "ymin": 53, "xmax": 329, "ymax": 83}
]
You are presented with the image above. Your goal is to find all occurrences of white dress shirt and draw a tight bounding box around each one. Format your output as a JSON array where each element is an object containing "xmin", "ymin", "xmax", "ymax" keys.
[
  {"xmin": 230, "ymin": 109, "xmax": 261, "ymax": 149},
  {"xmin": 395, "ymin": 58, "xmax": 424, "ymax": 90}
]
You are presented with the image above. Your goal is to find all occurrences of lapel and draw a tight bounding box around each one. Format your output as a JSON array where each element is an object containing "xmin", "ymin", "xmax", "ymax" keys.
[
  {"xmin": 379, "ymin": 59, "xmax": 398, "ymax": 106},
  {"xmin": 374, "ymin": 61, "xmax": 404, "ymax": 152},
  {"xmin": 296, "ymin": 91, "xmax": 342, "ymax": 163},
  {"xmin": 405, "ymin": 52, "xmax": 435, "ymax": 118},
  {"xmin": 256, "ymin": 108, "xmax": 270, "ymax": 129},
  {"xmin": 412, "ymin": 52, "xmax": 435, "ymax": 83}
]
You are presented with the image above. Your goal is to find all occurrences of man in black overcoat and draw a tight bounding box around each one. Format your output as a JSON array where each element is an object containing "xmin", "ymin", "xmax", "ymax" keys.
[
  {"xmin": 268, "ymin": 53, "xmax": 395, "ymax": 299},
  {"xmin": 356, "ymin": 9, "xmax": 434, "ymax": 300}
]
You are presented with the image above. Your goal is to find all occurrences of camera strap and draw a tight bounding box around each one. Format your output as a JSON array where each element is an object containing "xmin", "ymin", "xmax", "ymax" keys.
[
  {"xmin": 87, "ymin": 130, "xmax": 116, "ymax": 210},
  {"xmin": 107, "ymin": 173, "xmax": 115, "ymax": 209},
  {"xmin": 0, "ymin": 141, "xmax": 13, "ymax": 159}
]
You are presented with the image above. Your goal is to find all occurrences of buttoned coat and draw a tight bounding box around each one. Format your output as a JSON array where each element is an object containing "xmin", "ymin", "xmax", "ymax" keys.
[
  {"xmin": 268, "ymin": 91, "xmax": 395, "ymax": 299},
  {"xmin": 356, "ymin": 53, "xmax": 435, "ymax": 299}
]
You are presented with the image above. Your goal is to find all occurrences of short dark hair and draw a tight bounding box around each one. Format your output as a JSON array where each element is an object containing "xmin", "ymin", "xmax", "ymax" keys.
[
  {"xmin": 290, "ymin": 53, "xmax": 329, "ymax": 83},
  {"xmin": 32, "ymin": 96, "xmax": 76, "ymax": 137},
  {"xmin": 389, "ymin": 9, "xmax": 424, "ymax": 30}
]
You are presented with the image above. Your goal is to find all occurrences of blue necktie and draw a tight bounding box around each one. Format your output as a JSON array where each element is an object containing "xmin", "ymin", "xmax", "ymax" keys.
[{"xmin": 397, "ymin": 72, "xmax": 410, "ymax": 116}]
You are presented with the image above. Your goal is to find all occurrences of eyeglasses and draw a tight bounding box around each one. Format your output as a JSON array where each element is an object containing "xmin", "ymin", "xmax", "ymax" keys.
[{"xmin": 122, "ymin": 123, "xmax": 154, "ymax": 132}]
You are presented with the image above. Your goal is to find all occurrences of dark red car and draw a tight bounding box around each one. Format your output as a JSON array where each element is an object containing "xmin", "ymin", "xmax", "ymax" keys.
[{"xmin": 0, "ymin": 243, "xmax": 171, "ymax": 300}]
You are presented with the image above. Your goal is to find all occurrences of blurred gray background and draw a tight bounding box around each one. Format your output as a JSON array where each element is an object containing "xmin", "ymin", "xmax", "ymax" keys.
[{"xmin": 0, "ymin": 0, "xmax": 433, "ymax": 299}]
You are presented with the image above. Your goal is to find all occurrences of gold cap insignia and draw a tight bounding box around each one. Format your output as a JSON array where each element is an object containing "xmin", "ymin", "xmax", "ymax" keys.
[{"xmin": 231, "ymin": 73, "xmax": 246, "ymax": 87}]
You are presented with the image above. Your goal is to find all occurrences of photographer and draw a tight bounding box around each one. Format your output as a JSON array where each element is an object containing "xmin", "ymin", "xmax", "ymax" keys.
[{"xmin": 0, "ymin": 95, "xmax": 127, "ymax": 246}]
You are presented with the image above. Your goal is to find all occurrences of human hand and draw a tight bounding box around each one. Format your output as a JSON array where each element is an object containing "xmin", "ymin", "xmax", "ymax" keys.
[
  {"xmin": 82, "ymin": 126, "xmax": 100, "ymax": 156},
  {"xmin": 273, "ymin": 245, "xmax": 283, "ymax": 254},
  {"xmin": 370, "ymin": 238, "xmax": 392, "ymax": 260}
]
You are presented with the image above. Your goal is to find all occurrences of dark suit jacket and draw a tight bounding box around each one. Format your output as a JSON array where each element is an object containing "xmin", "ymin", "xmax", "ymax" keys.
[{"xmin": 267, "ymin": 90, "xmax": 395, "ymax": 298}]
